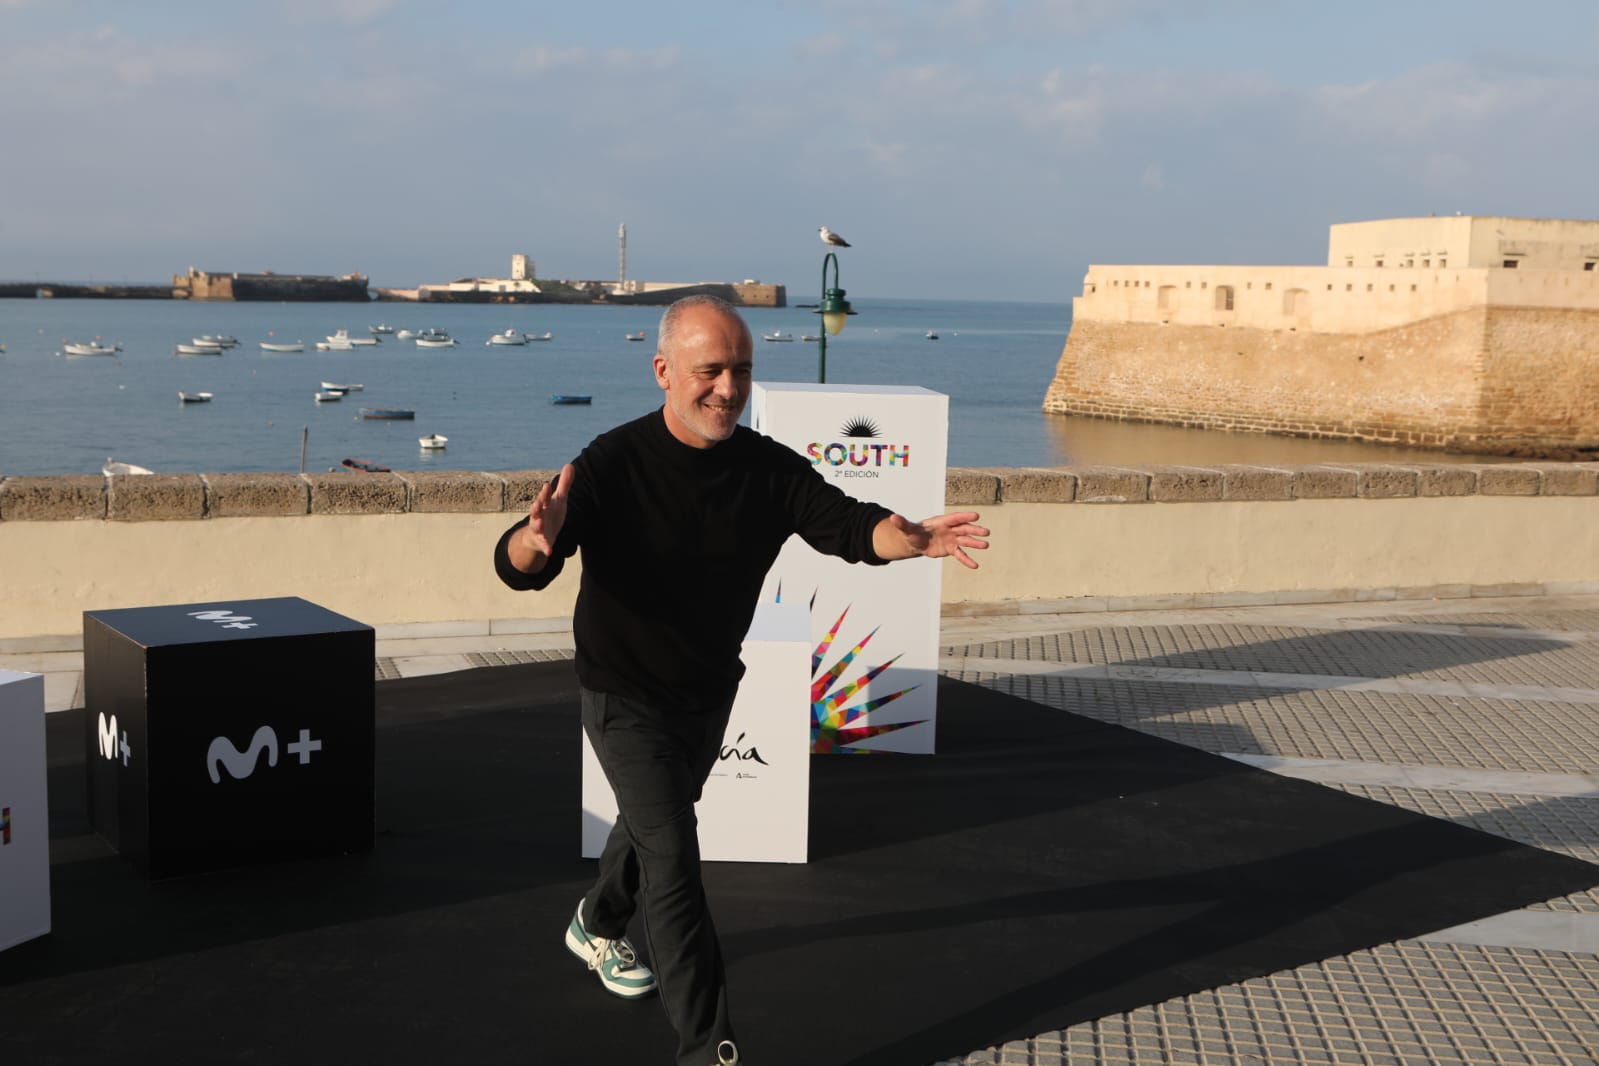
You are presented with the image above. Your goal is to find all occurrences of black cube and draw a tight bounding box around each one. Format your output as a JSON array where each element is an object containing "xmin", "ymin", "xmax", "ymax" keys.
[{"xmin": 83, "ymin": 596, "xmax": 374, "ymax": 879}]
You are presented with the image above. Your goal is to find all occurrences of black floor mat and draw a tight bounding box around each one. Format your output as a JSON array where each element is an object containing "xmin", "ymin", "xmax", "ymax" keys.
[{"xmin": 3, "ymin": 660, "xmax": 1595, "ymax": 1066}]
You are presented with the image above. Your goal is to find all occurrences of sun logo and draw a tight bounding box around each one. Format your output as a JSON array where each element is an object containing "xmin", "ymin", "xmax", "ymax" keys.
[
  {"xmin": 840, "ymin": 416, "xmax": 880, "ymax": 438},
  {"xmin": 777, "ymin": 588, "xmax": 925, "ymax": 753}
]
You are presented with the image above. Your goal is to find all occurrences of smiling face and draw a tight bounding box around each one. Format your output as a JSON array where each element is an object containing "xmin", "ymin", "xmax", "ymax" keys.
[{"xmin": 654, "ymin": 303, "xmax": 753, "ymax": 448}]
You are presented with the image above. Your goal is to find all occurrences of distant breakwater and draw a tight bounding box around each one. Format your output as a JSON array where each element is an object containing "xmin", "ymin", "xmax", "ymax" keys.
[{"xmin": 1, "ymin": 282, "xmax": 174, "ymax": 300}]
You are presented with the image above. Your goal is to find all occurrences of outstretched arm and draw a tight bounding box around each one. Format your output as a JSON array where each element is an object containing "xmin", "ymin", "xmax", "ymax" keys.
[
  {"xmin": 872, "ymin": 511, "xmax": 990, "ymax": 569},
  {"xmin": 506, "ymin": 463, "xmax": 575, "ymax": 574}
]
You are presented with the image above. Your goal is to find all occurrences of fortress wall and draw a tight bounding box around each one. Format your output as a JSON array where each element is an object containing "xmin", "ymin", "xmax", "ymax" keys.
[
  {"xmin": 2, "ymin": 466, "xmax": 1596, "ymax": 644},
  {"xmin": 1076, "ymin": 265, "xmax": 1599, "ymax": 334},
  {"xmin": 1043, "ymin": 310, "xmax": 1493, "ymax": 446},
  {"xmin": 1074, "ymin": 265, "xmax": 1496, "ymax": 332},
  {"xmin": 1475, "ymin": 307, "xmax": 1599, "ymax": 447},
  {"xmin": 731, "ymin": 283, "xmax": 786, "ymax": 308}
]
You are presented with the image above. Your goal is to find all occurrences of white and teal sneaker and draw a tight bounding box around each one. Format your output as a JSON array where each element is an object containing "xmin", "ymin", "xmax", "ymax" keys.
[{"xmin": 564, "ymin": 899, "xmax": 657, "ymax": 999}]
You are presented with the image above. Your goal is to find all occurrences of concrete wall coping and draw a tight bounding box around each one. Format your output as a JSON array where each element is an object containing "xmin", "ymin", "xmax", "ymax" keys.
[{"xmin": 0, "ymin": 463, "xmax": 1594, "ymax": 520}]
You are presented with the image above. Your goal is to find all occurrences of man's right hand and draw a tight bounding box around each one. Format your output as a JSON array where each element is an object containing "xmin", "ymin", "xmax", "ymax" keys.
[{"xmin": 511, "ymin": 462, "xmax": 575, "ymax": 573}]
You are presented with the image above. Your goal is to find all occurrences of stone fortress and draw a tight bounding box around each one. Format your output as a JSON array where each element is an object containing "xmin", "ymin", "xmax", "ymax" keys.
[{"xmin": 1044, "ymin": 217, "xmax": 1599, "ymax": 456}]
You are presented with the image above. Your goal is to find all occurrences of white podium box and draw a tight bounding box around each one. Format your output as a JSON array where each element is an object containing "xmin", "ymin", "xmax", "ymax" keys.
[
  {"xmin": 0, "ymin": 670, "xmax": 50, "ymax": 951},
  {"xmin": 582, "ymin": 600, "xmax": 812, "ymax": 863},
  {"xmin": 750, "ymin": 383, "xmax": 949, "ymax": 754}
]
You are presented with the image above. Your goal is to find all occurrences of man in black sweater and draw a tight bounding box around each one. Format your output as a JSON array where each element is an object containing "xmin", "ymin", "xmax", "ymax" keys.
[{"xmin": 493, "ymin": 294, "xmax": 988, "ymax": 1066}]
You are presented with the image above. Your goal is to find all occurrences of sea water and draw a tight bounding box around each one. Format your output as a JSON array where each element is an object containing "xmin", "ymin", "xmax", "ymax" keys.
[{"xmin": 0, "ymin": 297, "xmax": 1492, "ymax": 477}]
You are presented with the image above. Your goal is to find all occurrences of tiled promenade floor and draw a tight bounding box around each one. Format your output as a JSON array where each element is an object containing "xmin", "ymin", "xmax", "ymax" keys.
[{"xmin": 7, "ymin": 593, "xmax": 1599, "ymax": 1065}]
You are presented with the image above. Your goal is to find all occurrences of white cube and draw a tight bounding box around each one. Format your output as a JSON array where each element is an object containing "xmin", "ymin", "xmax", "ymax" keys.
[
  {"xmin": 0, "ymin": 670, "xmax": 50, "ymax": 951},
  {"xmin": 582, "ymin": 600, "xmax": 812, "ymax": 863}
]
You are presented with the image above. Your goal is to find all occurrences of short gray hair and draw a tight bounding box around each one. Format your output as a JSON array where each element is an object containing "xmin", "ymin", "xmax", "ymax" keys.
[{"xmin": 657, "ymin": 294, "xmax": 750, "ymax": 360}]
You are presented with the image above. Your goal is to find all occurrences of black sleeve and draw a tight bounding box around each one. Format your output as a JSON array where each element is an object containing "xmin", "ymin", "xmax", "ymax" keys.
[
  {"xmin": 492, "ymin": 464, "xmax": 588, "ymax": 591},
  {"xmin": 493, "ymin": 516, "xmax": 568, "ymax": 591},
  {"xmin": 777, "ymin": 448, "xmax": 894, "ymax": 565}
]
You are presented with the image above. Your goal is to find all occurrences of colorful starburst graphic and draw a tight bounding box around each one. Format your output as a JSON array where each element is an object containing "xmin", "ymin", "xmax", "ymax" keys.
[{"xmin": 779, "ymin": 587, "xmax": 924, "ymax": 753}]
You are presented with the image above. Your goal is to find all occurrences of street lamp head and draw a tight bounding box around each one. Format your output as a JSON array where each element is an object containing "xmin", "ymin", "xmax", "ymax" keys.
[{"xmin": 816, "ymin": 286, "xmax": 854, "ymax": 336}]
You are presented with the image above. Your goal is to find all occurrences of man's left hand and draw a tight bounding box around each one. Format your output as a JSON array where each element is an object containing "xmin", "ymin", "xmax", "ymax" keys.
[{"xmin": 879, "ymin": 512, "xmax": 990, "ymax": 569}]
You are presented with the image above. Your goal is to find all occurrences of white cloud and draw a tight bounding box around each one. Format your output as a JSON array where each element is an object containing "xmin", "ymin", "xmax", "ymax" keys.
[
  {"xmin": 1311, "ymin": 61, "xmax": 1570, "ymax": 142},
  {"xmin": 280, "ymin": 0, "xmax": 402, "ymax": 27},
  {"xmin": 795, "ymin": 32, "xmax": 850, "ymax": 61}
]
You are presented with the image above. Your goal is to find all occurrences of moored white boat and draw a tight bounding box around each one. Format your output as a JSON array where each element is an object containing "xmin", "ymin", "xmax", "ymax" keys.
[
  {"xmin": 175, "ymin": 342, "xmax": 223, "ymax": 355},
  {"xmin": 195, "ymin": 335, "xmax": 239, "ymax": 348},
  {"xmin": 395, "ymin": 329, "xmax": 416, "ymax": 341},
  {"xmin": 314, "ymin": 390, "xmax": 344, "ymax": 402},
  {"xmin": 369, "ymin": 324, "xmax": 395, "ymax": 335},
  {"xmin": 316, "ymin": 338, "xmax": 355, "ymax": 351},
  {"xmin": 526, "ymin": 331, "xmax": 553, "ymax": 341},
  {"xmin": 327, "ymin": 328, "xmax": 379, "ymax": 348},
  {"xmin": 178, "ymin": 391, "xmax": 214, "ymax": 403},
  {"xmin": 103, "ymin": 457, "xmax": 153, "ymax": 476},
  {"xmin": 259, "ymin": 340, "xmax": 305, "ymax": 352},
  {"xmin": 63, "ymin": 341, "xmax": 121, "ymax": 356},
  {"xmin": 415, "ymin": 328, "xmax": 459, "ymax": 349},
  {"xmin": 419, "ymin": 433, "xmax": 449, "ymax": 449},
  {"xmin": 762, "ymin": 331, "xmax": 795, "ymax": 342},
  {"xmin": 320, "ymin": 381, "xmax": 364, "ymax": 392},
  {"xmin": 487, "ymin": 329, "xmax": 528, "ymax": 346}
]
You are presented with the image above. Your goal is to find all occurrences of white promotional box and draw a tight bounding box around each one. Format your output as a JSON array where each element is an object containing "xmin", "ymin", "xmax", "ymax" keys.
[
  {"xmin": 581, "ymin": 600, "xmax": 812, "ymax": 863},
  {"xmin": 0, "ymin": 669, "xmax": 51, "ymax": 951},
  {"xmin": 750, "ymin": 383, "xmax": 949, "ymax": 754}
]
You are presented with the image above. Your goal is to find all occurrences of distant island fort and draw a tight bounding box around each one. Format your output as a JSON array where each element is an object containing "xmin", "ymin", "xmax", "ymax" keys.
[
  {"xmin": 1045, "ymin": 216, "xmax": 1599, "ymax": 457},
  {"xmin": 0, "ymin": 224, "xmax": 784, "ymax": 309}
]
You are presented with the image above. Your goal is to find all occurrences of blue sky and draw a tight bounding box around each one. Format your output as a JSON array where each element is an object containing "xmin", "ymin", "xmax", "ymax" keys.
[{"xmin": 3, "ymin": 0, "xmax": 1597, "ymax": 301}]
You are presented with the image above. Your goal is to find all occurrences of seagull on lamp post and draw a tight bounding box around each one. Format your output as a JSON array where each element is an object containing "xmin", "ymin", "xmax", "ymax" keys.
[{"xmin": 819, "ymin": 226, "xmax": 851, "ymax": 248}]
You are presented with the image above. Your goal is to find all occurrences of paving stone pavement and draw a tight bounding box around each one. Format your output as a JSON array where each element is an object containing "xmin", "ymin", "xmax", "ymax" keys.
[{"xmin": 933, "ymin": 595, "xmax": 1599, "ymax": 1066}]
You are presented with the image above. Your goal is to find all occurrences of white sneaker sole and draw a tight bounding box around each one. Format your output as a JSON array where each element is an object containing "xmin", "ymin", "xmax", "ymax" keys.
[{"xmin": 565, "ymin": 923, "xmax": 656, "ymax": 999}]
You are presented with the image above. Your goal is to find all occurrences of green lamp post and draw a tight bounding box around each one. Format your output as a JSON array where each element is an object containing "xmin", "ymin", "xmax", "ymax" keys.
[{"xmin": 814, "ymin": 251, "xmax": 856, "ymax": 384}]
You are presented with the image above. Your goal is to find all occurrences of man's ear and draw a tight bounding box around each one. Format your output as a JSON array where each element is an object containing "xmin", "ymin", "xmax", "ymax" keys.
[{"xmin": 652, "ymin": 354, "xmax": 671, "ymax": 389}]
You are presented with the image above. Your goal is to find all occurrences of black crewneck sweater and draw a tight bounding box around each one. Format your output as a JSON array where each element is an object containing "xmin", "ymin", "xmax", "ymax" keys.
[{"xmin": 495, "ymin": 408, "xmax": 892, "ymax": 710}]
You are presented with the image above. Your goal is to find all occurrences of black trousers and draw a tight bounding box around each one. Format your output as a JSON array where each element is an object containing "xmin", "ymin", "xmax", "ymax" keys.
[{"xmin": 580, "ymin": 686, "xmax": 737, "ymax": 1066}]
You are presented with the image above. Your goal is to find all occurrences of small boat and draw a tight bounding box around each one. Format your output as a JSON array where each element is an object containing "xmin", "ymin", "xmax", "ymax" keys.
[
  {"xmin": 320, "ymin": 380, "xmax": 363, "ymax": 392},
  {"xmin": 63, "ymin": 341, "xmax": 121, "ymax": 356},
  {"xmin": 316, "ymin": 338, "xmax": 355, "ymax": 351},
  {"xmin": 395, "ymin": 329, "xmax": 416, "ymax": 341},
  {"xmin": 415, "ymin": 328, "xmax": 458, "ymax": 349},
  {"xmin": 175, "ymin": 343, "xmax": 223, "ymax": 355},
  {"xmin": 260, "ymin": 340, "xmax": 305, "ymax": 352},
  {"xmin": 369, "ymin": 324, "xmax": 396, "ymax": 335},
  {"xmin": 762, "ymin": 331, "xmax": 795, "ymax": 342},
  {"xmin": 551, "ymin": 395, "xmax": 592, "ymax": 405},
  {"xmin": 327, "ymin": 328, "xmax": 379, "ymax": 348},
  {"xmin": 178, "ymin": 391, "xmax": 214, "ymax": 403},
  {"xmin": 314, "ymin": 390, "xmax": 344, "ymax": 402},
  {"xmin": 800, "ymin": 335, "xmax": 822, "ymax": 342},
  {"xmin": 419, "ymin": 433, "xmax": 449, "ymax": 449},
  {"xmin": 926, "ymin": 330, "xmax": 939, "ymax": 340},
  {"xmin": 360, "ymin": 407, "xmax": 416, "ymax": 420},
  {"xmin": 625, "ymin": 331, "xmax": 646, "ymax": 342},
  {"xmin": 526, "ymin": 331, "xmax": 553, "ymax": 341},
  {"xmin": 195, "ymin": 335, "xmax": 239, "ymax": 348},
  {"xmin": 341, "ymin": 457, "xmax": 391, "ymax": 473},
  {"xmin": 103, "ymin": 457, "xmax": 153, "ymax": 476},
  {"xmin": 487, "ymin": 328, "xmax": 528, "ymax": 346}
]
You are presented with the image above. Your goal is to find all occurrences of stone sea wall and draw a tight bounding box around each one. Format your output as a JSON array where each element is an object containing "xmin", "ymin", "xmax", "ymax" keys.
[
  {"xmin": 1044, "ymin": 307, "xmax": 1599, "ymax": 454},
  {"xmin": 2, "ymin": 464, "xmax": 1597, "ymax": 643}
]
